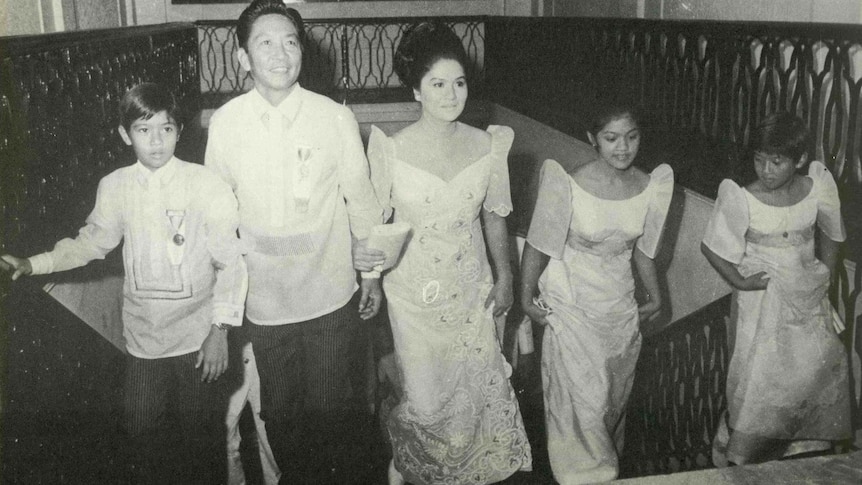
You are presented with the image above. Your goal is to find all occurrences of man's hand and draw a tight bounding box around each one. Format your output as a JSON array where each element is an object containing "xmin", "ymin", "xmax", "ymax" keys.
[
  {"xmin": 1, "ymin": 255, "xmax": 32, "ymax": 281},
  {"xmin": 359, "ymin": 277, "xmax": 383, "ymax": 320},
  {"xmin": 352, "ymin": 238, "xmax": 385, "ymax": 272},
  {"xmin": 196, "ymin": 325, "xmax": 229, "ymax": 382}
]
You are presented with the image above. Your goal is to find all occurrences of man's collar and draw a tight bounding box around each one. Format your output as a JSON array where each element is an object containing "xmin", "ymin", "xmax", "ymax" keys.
[{"xmin": 249, "ymin": 84, "xmax": 304, "ymax": 123}]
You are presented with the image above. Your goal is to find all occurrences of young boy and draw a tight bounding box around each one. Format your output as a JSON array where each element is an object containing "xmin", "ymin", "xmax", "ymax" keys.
[{"xmin": 1, "ymin": 82, "xmax": 247, "ymax": 483}]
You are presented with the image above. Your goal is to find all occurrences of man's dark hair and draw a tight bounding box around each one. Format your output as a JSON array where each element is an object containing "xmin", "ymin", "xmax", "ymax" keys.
[{"xmin": 236, "ymin": 0, "xmax": 305, "ymax": 51}]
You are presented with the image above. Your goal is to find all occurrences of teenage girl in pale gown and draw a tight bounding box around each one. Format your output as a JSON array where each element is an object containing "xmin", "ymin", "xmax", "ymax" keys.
[{"xmin": 520, "ymin": 105, "xmax": 673, "ymax": 484}]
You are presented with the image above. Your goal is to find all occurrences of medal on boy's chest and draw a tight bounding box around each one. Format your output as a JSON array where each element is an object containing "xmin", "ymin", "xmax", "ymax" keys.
[
  {"xmin": 166, "ymin": 209, "xmax": 186, "ymax": 265},
  {"xmin": 167, "ymin": 210, "xmax": 185, "ymax": 246}
]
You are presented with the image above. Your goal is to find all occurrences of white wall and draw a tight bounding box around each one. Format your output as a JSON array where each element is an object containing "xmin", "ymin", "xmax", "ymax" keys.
[
  {"xmin": 0, "ymin": 0, "xmax": 72, "ymax": 36},
  {"xmin": 11, "ymin": 0, "xmax": 862, "ymax": 34},
  {"xmin": 1, "ymin": 1, "xmax": 45, "ymax": 36},
  {"xmin": 0, "ymin": 0, "xmax": 128, "ymax": 36},
  {"xmin": 543, "ymin": 0, "xmax": 862, "ymax": 22},
  {"xmin": 549, "ymin": 0, "xmax": 641, "ymax": 18},
  {"xmin": 133, "ymin": 0, "xmax": 509, "ymax": 25},
  {"xmin": 653, "ymin": 0, "xmax": 862, "ymax": 23},
  {"xmin": 74, "ymin": 0, "xmax": 123, "ymax": 29}
]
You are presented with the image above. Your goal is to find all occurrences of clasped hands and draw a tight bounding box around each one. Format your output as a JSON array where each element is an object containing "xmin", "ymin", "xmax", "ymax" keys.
[{"xmin": 354, "ymin": 238, "xmax": 386, "ymax": 320}]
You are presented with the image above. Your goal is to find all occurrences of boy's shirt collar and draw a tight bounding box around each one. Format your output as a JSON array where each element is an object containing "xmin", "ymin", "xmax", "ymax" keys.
[
  {"xmin": 249, "ymin": 84, "xmax": 304, "ymax": 128},
  {"xmin": 135, "ymin": 156, "xmax": 179, "ymax": 187}
]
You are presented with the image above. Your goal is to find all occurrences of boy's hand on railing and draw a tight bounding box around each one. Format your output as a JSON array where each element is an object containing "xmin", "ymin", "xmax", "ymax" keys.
[
  {"xmin": 0, "ymin": 255, "xmax": 32, "ymax": 281},
  {"xmin": 197, "ymin": 326, "xmax": 229, "ymax": 383}
]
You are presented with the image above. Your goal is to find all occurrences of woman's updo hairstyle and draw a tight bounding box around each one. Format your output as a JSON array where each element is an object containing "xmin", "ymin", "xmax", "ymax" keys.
[{"xmin": 394, "ymin": 22, "xmax": 468, "ymax": 90}]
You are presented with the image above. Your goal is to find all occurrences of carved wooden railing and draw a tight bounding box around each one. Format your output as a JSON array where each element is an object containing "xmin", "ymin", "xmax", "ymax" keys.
[
  {"xmin": 620, "ymin": 296, "xmax": 731, "ymax": 476},
  {"xmin": 484, "ymin": 17, "xmax": 862, "ymax": 264},
  {"xmin": 0, "ymin": 23, "xmax": 200, "ymax": 255},
  {"xmin": 195, "ymin": 17, "xmax": 486, "ymax": 106},
  {"xmin": 0, "ymin": 23, "xmax": 200, "ymax": 483},
  {"xmin": 0, "ymin": 16, "xmax": 859, "ymax": 482},
  {"xmin": 483, "ymin": 23, "xmax": 861, "ymax": 463}
]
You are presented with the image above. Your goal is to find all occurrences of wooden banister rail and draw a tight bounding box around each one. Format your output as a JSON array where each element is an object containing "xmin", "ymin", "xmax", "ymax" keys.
[{"xmin": 0, "ymin": 23, "xmax": 200, "ymax": 254}]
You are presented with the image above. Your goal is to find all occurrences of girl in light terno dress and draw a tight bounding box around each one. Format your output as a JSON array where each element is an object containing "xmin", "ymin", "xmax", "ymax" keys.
[
  {"xmin": 520, "ymin": 105, "xmax": 673, "ymax": 484},
  {"xmin": 702, "ymin": 112, "xmax": 851, "ymax": 466}
]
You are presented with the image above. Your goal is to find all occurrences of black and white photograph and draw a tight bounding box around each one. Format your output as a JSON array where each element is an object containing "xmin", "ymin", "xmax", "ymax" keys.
[{"xmin": 1, "ymin": 1, "xmax": 861, "ymax": 484}]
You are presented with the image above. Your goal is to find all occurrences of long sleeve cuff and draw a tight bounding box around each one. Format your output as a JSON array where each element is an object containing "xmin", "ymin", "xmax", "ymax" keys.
[
  {"xmin": 212, "ymin": 303, "xmax": 244, "ymax": 327},
  {"xmin": 28, "ymin": 253, "xmax": 54, "ymax": 275}
]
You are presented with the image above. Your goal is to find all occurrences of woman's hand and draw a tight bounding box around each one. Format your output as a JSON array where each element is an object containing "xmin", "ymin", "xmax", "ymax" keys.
[
  {"xmin": 377, "ymin": 352, "xmax": 403, "ymax": 398},
  {"xmin": 484, "ymin": 274, "xmax": 513, "ymax": 318},
  {"xmin": 522, "ymin": 298, "xmax": 551, "ymax": 327},
  {"xmin": 702, "ymin": 243, "xmax": 769, "ymax": 292},
  {"xmin": 352, "ymin": 238, "xmax": 386, "ymax": 272},
  {"xmin": 736, "ymin": 271, "xmax": 770, "ymax": 291}
]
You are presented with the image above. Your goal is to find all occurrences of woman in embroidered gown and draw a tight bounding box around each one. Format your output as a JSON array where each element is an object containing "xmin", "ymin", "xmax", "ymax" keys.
[
  {"xmin": 368, "ymin": 22, "xmax": 531, "ymax": 485},
  {"xmin": 702, "ymin": 112, "xmax": 850, "ymax": 466},
  {"xmin": 520, "ymin": 105, "xmax": 673, "ymax": 484}
]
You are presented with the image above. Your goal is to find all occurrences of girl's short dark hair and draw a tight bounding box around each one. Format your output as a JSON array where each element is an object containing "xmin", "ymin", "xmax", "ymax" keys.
[
  {"xmin": 750, "ymin": 111, "xmax": 809, "ymax": 161},
  {"xmin": 394, "ymin": 22, "xmax": 468, "ymax": 89},
  {"xmin": 119, "ymin": 83, "xmax": 181, "ymax": 131},
  {"xmin": 236, "ymin": 0, "xmax": 305, "ymax": 51}
]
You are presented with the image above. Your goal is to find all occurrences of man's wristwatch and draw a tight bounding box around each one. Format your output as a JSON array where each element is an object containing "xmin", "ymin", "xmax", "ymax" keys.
[{"xmin": 213, "ymin": 323, "xmax": 230, "ymax": 332}]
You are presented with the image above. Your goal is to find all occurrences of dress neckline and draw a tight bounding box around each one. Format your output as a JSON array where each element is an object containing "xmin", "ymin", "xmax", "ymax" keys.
[
  {"xmin": 743, "ymin": 175, "xmax": 813, "ymax": 209},
  {"xmin": 386, "ymin": 125, "xmax": 502, "ymax": 184},
  {"xmin": 393, "ymin": 155, "xmax": 491, "ymax": 185},
  {"xmin": 568, "ymin": 169, "xmax": 652, "ymax": 202}
]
